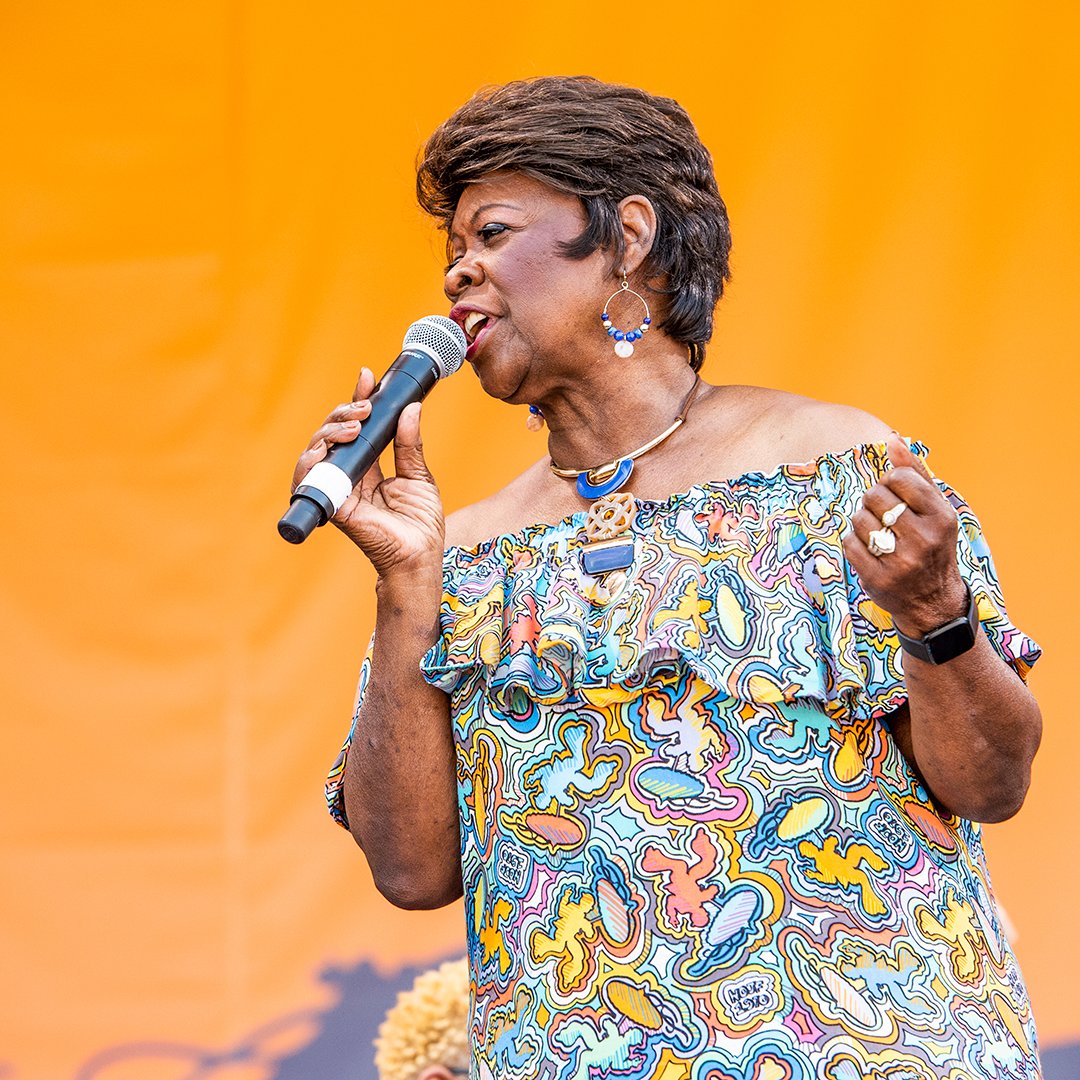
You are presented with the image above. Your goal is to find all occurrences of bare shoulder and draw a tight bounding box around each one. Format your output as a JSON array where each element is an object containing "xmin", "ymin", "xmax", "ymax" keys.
[
  {"xmin": 443, "ymin": 490, "xmax": 516, "ymax": 552},
  {"xmin": 764, "ymin": 389, "xmax": 894, "ymax": 455},
  {"xmin": 705, "ymin": 384, "xmax": 894, "ymax": 466},
  {"xmin": 444, "ymin": 457, "xmax": 557, "ymax": 550}
]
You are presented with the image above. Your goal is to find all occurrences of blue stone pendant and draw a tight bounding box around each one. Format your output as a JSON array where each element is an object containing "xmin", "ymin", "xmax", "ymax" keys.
[
  {"xmin": 581, "ymin": 539, "xmax": 635, "ymax": 575},
  {"xmin": 576, "ymin": 458, "xmax": 634, "ymax": 499}
]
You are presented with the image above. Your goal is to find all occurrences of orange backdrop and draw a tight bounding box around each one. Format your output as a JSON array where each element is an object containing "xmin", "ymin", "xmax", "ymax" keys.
[{"xmin": 2, "ymin": 3, "xmax": 1078, "ymax": 1077}]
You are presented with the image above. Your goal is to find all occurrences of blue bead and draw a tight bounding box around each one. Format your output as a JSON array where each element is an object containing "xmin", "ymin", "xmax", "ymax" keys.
[
  {"xmin": 601, "ymin": 312, "xmax": 609, "ymax": 320},
  {"xmin": 643, "ymin": 317, "xmax": 651, "ymax": 325},
  {"xmin": 607, "ymin": 328, "xmax": 616, "ymax": 337},
  {"xmin": 614, "ymin": 331, "xmax": 624, "ymax": 341}
]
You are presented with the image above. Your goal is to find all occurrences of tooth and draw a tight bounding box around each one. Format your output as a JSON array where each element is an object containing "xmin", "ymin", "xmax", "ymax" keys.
[{"xmin": 464, "ymin": 312, "xmax": 486, "ymax": 338}]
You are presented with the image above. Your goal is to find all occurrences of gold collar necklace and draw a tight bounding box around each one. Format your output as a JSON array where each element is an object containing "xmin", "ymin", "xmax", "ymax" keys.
[{"xmin": 549, "ymin": 375, "xmax": 703, "ymax": 500}]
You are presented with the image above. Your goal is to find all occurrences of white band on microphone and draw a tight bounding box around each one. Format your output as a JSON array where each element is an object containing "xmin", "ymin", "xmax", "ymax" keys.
[{"xmin": 298, "ymin": 461, "xmax": 355, "ymax": 512}]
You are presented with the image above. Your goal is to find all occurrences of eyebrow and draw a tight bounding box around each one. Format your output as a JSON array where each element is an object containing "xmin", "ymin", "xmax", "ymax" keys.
[{"xmin": 468, "ymin": 201, "xmax": 522, "ymax": 222}]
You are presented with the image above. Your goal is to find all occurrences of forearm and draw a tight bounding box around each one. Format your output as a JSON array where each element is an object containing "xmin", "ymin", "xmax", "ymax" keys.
[
  {"xmin": 896, "ymin": 622, "xmax": 1042, "ymax": 823},
  {"xmin": 843, "ymin": 435, "xmax": 1042, "ymax": 823},
  {"xmin": 343, "ymin": 569, "xmax": 463, "ymax": 908}
]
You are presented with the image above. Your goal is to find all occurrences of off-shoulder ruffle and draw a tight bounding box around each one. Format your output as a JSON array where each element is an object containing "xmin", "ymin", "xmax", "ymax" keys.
[{"xmin": 420, "ymin": 441, "xmax": 1041, "ymax": 720}]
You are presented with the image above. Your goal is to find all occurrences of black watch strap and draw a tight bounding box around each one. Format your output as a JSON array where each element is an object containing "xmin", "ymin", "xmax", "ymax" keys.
[{"xmin": 895, "ymin": 586, "xmax": 979, "ymax": 665}]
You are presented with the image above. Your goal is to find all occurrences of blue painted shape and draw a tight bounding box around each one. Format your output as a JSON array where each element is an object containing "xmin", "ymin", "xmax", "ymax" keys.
[
  {"xmin": 637, "ymin": 764, "xmax": 706, "ymax": 801},
  {"xmin": 581, "ymin": 541, "xmax": 634, "ymax": 575},
  {"xmin": 576, "ymin": 459, "xmax": 634, "ymax": 499}
]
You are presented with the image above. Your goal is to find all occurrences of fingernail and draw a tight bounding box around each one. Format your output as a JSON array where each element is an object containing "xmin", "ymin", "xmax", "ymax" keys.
[{"xmin": 345, "ymin": 419, "xmax": 360, "ymax": 428}]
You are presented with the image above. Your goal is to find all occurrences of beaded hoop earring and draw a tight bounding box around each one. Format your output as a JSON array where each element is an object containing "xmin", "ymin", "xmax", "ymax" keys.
[{"xmin": 601, "ymin": 275, "xmax": 651, "ymax": 358}]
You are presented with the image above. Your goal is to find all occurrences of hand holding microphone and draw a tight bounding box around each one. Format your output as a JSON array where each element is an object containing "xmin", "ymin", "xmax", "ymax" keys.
[{"xmin": 279, "ymin": 316, "xmax": 466, "ymax": 572}]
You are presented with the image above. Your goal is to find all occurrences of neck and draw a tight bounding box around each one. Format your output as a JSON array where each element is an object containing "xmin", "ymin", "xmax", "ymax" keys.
[{"xmin": 538, "ymin": 345, "xmax": 702, "ymax": 471}]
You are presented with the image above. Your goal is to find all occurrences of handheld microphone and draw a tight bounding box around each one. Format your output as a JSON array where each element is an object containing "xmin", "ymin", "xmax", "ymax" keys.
[{"xmin": 277, "ymin": 315, "xmax": 467, "ymax": 545}]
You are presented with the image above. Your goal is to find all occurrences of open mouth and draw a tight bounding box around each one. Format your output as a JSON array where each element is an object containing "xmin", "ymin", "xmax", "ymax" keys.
[{"xmin": 463, "ymin": 311, "xmax": 490, "ymax": 343}]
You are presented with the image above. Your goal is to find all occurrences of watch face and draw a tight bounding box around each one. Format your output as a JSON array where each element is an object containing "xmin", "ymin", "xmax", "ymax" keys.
[{"xmin": 927, "ymin": 618, "xmax": 977, "ymax": 663}]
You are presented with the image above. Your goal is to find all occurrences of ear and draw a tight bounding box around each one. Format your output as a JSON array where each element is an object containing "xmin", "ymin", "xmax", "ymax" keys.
[{"xmin": 617, "ymin": 194, "xmax": 657, "ymax": 278}]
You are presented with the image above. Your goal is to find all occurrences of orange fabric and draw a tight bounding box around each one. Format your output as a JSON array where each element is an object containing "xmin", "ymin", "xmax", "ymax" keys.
[{"xmin": 1, "ymin": 3, "xmax": 1077, "ymax": 1075}]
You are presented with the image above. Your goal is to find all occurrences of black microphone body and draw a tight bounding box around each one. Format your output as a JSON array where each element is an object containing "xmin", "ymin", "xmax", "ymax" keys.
[{"xmin": 278, "ymin": 317, "xmax": 466, "ymax": 545}]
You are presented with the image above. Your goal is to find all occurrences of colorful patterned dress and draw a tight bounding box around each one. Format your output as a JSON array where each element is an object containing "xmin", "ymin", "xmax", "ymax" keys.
[{"xmin": 327, "ymin": 441, "xmax": 1042, "ymax": 1079}]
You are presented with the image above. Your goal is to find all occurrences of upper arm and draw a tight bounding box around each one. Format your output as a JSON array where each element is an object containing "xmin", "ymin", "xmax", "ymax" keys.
[{"xmin": 882, "ymin": 700, "xmax": 973, "ymax": 820}]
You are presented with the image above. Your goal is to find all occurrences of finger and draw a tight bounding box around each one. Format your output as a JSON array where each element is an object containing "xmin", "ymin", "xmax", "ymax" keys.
[
  {"xmin": 862, "ymin": 484, "xmax": 903, "ymax": 522},
  {"xmin": 886, "ymin": 431, "xmax": 934, "ymax": 484},
  {"xmin": 309, "ymin": 418, "xmax": 364, "ymax": 452},
  {"xmin": 842, "ymin": 529, "xmax": 883, "ymax": 588},
  {"xmin": 291, "ymin": 438, "xmax": 328, "ymax": 492},
  {"xmin": 850, "ymin": 506, "xmax": 891, "ymax": 547},
  {"xmin": 291, "ymin": 420, "xmax": 363, "ymax": 491},
  {"xmin": 392, "ymin": 402, "xmax": 433, "ymax": 482},
  {"xmin": 849, "ymin": 507, "xmax": 922, "ymax": 574},
  {"xmin": 352, "ymin": 367, "xmax": 377, "ymax": 402},
  {"xmin": 862, "ymin": 480, "xmax": 929, "ymax": 524},
  {"xmin": 877, "ymin": 467, "xmax": 948, "ymax": 515},
  {"xmin": 325, "ymin": 398, "xmax": 372, "ymax": 425}
]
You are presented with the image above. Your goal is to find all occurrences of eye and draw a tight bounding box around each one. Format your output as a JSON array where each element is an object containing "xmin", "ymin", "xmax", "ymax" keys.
[{"xmin": 443, "ymin": 224, "xmax": 510, "ymax": 274}]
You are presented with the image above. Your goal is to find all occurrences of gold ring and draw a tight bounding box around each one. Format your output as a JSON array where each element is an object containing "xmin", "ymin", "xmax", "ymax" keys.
[
  {"xmin": 881, "ymin": 501, "xmax": 908, "ymax": 528},
  {"xmin": 868, "ymin": 528, "xmax": 896, "ymax": 557}
]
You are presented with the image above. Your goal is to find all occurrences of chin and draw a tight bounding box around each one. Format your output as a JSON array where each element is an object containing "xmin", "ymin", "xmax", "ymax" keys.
[{"xmin": 469, "ymin": 351, "xmax": 528, "ymax": 404}]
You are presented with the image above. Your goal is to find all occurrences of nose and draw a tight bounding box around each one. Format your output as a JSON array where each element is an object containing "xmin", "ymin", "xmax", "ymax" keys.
[{"xmin": 444, "ymin": 250, "xmax": 484, "ymax": 300}]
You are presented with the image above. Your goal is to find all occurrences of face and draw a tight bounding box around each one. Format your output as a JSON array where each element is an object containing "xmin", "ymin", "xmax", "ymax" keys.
[{"xmin": 445, "ymin": 171, "xmax": 613, "ymax": 402}]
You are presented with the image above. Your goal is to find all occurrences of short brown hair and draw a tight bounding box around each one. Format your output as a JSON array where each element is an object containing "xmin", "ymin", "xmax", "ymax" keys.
[{"xmin": 417, "ymin": 76, "xmax": 732, "ymax": 371}]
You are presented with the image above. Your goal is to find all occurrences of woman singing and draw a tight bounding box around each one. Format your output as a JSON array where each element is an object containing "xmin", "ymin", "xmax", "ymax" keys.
[{"xmin": 307, "ymin": 76, "xmax": 1043, "ymax": 1077}]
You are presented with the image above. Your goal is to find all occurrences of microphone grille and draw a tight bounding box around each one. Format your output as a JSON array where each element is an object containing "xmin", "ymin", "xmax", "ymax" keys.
[{"xmin": 402, "ymin": 316, "xmax": 467, "ymax": 378}]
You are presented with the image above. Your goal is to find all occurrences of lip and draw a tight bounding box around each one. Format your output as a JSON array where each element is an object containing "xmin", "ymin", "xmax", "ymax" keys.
[
  {"xmin": 465, "ymin": 318, "xmax": 497, "ymax": 362},
  {"xmin": 449, "ymin": 303, "xmax": 499, "ymax": 361}
]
